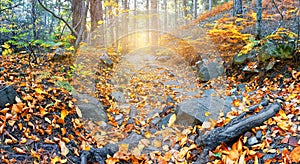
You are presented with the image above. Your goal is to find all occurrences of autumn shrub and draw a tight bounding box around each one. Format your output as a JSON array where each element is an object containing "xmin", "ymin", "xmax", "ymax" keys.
[{"xmin": 208, "ymin": 17, "xmax": 253, "ymax": 54}]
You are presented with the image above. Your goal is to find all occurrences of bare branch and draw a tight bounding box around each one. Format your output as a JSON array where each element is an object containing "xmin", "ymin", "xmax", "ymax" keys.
[
  {"xmin": 36, "ymin": 0, "xmax": 78, "ymax": 37},
  {"xmin": 0, "ymin": 3, "xmax": 22, "ymax": 12}
]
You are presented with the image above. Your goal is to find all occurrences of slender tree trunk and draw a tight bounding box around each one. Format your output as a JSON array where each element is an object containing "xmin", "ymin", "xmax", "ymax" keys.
[
  {"xmin": 233, "ymin": 0, "xmax": 243, "ymax": 17},
  {"xmin": 174, "ymin": 0, "xmax": 177, "ymax": 26},
  {"xmin": 31, "ymin": 0, "xmax": 38, "ymax": 40},
  {"xmin": 256, "ymin": 0, "xmax": 262, "ymax": 39},
  {"xmin": 209, "ymin": 0, "xmax": 212, "ymax": 10},
  {"xmin": 72, "ymin": 0, "xmax": 89, "ymax": 49},
  {"xmin": 182, "ymin": 0, "xmax": 187, "ymax": 17},
  {"xmin": 146, "ymin": 0, "xmax": 150, "ymax": 44},
  {"xmin": 151, "ymin": 0, "xmax": 157, "ymax": 45},
  {"xmin": 193, "ymin": 0, "xmax": 197, "ymax": 19},
  {"xmin": 163, "ymin": 0, "xmax": 167, "ymax": 31},
  {"xmin": 90, "ymin": 0, "xmax": 103, "ymax": 32}
]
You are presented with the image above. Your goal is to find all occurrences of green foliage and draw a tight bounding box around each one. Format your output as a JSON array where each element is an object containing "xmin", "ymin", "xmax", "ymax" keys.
[{"xmin": 55, "ymin": 79, "xmax": 73, "ymax": 92}]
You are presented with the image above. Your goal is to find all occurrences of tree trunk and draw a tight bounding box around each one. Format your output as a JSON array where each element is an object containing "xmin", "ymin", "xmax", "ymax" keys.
[
  {"xmin": 90, "ymin": 0, "xmax": 103, "ymax": 32},
  {"xmin": 209, "ymin": 0, "xmax": 212, "ymax": 10},
  {"xmin": 256, "ymin": 0, "xmax": 262, "ymax": 39},
  {"xmin": 182, "ymin": 0, "xmax": 187, "ymax": 17},
  {"xmin": 174, "ymin": 0, "xmax": 177, "ymax": 26},
  {"xmin": 151, "ymin": 0, "xmax": 158, "ymax": 45},
  {"xmin": 193, "ymin": 0, "xmax": 197, "ymax": 19},
  {"xmin": 31, "ymin": 0, "xmax": 38, "ymax": 40},
  {"xmin": 72, "ymin": 0, "xmax": 89, "ymax": 49},
  {"xmin": 233, "ymin": 0, "xmax": 243, "ymax": 17}
]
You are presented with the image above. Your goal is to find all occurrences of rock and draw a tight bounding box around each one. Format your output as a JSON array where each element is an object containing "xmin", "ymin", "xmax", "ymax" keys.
[
  {"xmin": 262, "ymin": 153, "xmax": 276, "ymax": 161},
  {"xmin": 150, "ymin": 117, "xmax": 161, "ymax": 125},
  {"xmin": 175, "ymin": 89, "xmax": 232, "ymax": 125},
  {"xmin": 99, "ymin": 52, "xmax": 113, "ymax": 67},
  {"xmin": 247, "ymin": 136, "xmax": 259, "ymax": 146},
  {"xmin": 256, "ymin": 130, "xmax": 263, "ymax": 140},
  {"xmin": 121, "ymin": 132, "xmax": 143, "ymax": 149},
  {"xmin": 115, "ymin": 114, "xmax": 124, "ymax": 126},
  {"xmin": 258, "ymin": 40, "xmax": 294, "ymax": 63},
  {"xmin": 0, "ymin": 86, "xmax": 19, "ymax": 109},
  {"xmin": 157, "ymin": 56, "xmax": 170, "ymax": 62},
  {"xmin": 129, "ymin": 106, "xmax": 138, "ymax": 118},
  {"xmin": 73, "ymin": 93, "xmax": 107, "ymax": 122},
  {"xmin": 166, "ymin": 95, "xmax": 175, "ymax": 104},
  {"xmin": 111, "ymin": 91, "xmax": 125, "ymax": 103},
  {"xmin": 52, "ymin": 48, "xmax": 66, "ymax": 61},
  {"xmin": 195, "ymin": 59, "xmax": 224, "ymax": 82},
  {"xmin": 233, "ymin": 51, "xmax": 256, "ymax": 65},
  {"xmin": 158, "ymin": 113, "xmax": 174, "ymax": 129}
]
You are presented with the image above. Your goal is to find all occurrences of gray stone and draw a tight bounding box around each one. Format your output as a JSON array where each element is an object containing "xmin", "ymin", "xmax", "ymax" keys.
[
  {"xmin": 256, "ymin": 130, "xmax": 263, "ymax": 140},
  {"xmin": 129, "ymin": 106, "xmax": 138, "ymax": 118},
  {"xmin": 247, "ymin": 136, "xmax": 259, "ymax": 146},
  {"xmin": 175, "ymin": 89, "xmax": 232, "ymax": 125},
  {"xmin": 262, "ymin": 153, "xmax": 276, "ymax": 161},
  {"xmin": 150, "ymin": 117, "xmax": 161, "ymax": 125},
  {"xmin": 73, "ymin": 93, "xmax": 107, "ymax": 122},
  {"xmin": 121, "ymin": 132, "xmax": 143, "ymax": 149},
  {"xmin": 157, "ymin": 56, "xmax": 170, "ymax": 62},
  {"xmin": 99, "ymin": 52, "xmax": 113, "ymax": 67},
  {"xmin": 0, "ymin": 86, "xmax": 19, "ymax": 109},
  {"xmin": 195, "ymin": 59, "xmax": 224, "ymax": 82},
  {"xmin": 111, "ymin": 91, "xmax": 125, "ymax": 103}
]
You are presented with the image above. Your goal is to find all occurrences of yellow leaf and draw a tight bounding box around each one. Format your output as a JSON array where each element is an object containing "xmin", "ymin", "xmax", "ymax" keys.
[
  {"xmin": 205, "ymin": 111, "xmax": 211, "ymax": 116},
  {"xmin": 35, "ymin": 88, "xmax": 47, "ymax": 94},
  {"xmin": 167, "ymin": 114, "xmax": 176, "ymax": 127},
  {"xmin": 98, "ymin": 20, "xmax": 104, "ymax": 25},
  {"xmin": 144, "ymin": 131, "xmax": 152, "ymax": 138},
  {"xmin": 61, "ymin": 109, "xmax": 69, "ymax": 120},
  {"xmin": 2, "ymin": 43, "xmax": 10, "ymax": 49},
  {"xmin": 278, "ymin": 109, "xmax": 287, "ymax": 120}
]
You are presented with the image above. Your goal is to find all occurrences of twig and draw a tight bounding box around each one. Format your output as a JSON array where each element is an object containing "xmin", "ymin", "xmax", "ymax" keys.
[
  {"xmin": 271, "ymin": 0, "xmax": 283, "ymax": 32},
  {"xmin": 0, "ymin": 3, "xmax": 21, "ymax": 12},
  {"xmin": 37, "ymin": 0, "xmax": 78, "ymax": 37}
]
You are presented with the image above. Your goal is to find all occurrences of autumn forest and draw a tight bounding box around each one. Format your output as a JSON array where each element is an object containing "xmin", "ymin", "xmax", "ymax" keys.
[{"xmin": 0, "ymin": 0, "xmax": 300, "ymax": 163}]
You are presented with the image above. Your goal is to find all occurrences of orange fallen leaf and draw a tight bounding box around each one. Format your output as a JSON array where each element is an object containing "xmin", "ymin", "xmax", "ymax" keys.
[
  {"xmin": 290, "ymin": 146, "xmax": 300, "ymax": 163},
  {"xmin": 13, "ymin": 147, "xmax": 26, "ymax": 154}
]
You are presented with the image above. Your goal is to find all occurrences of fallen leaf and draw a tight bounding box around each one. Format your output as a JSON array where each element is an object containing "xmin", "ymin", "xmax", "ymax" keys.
[
  {"xmin": 35, "ymin": 88, "xmax": 47, "ymax": 94},
  {"xmin": 167, "ymin": 114, "xmax": 176, "ymax": 127},
  {"xmin": 59, "ymin": 140, "xmax": 69, "ymax": 156},
  {"xmin": 291, "ymin": 146, "xmax": 300, "ymax": 162},
  {"xmin": 13, "ymin": 147, "xmax": 26, "ymax": 154}
]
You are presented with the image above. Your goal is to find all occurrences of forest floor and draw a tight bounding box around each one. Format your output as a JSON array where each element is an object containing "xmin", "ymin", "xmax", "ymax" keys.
[{"xmin": 1, "ymin": 1, "xmax": 300, "ymax": 164}]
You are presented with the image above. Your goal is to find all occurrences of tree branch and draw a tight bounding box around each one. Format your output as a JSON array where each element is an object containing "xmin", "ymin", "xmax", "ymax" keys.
[
  {"xmin": 36, "ymin": 0, "xmax": 78, "ymax": 37},
  {"xmin": 0, "ymin": 3, "xmax": 21, "ymax": 13}
]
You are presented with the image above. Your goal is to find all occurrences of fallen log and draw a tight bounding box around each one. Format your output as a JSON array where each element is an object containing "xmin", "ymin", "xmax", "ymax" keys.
[{"xmin": 195, "ymin": 101, "xmax": 281, "ymax": 163}]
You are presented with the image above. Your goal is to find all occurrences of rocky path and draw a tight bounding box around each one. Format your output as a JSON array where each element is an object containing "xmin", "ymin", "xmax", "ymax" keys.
[{"xmin": 80, "ymin": 46, "xmax": 234, "ymax": 162}]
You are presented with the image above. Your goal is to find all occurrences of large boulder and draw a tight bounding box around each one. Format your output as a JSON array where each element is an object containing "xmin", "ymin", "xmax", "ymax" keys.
[
  {"xmin": 175, "ymin": 89, "xmax": 232, "ymax": 125},
  {"xmin": 195, "ymin": 59, "xmax": 224, "ymax": 82},
  {"xmin": 73, "ymin": 93, "xmax": 107, "ymax": 122},
  {"xmin": 0, "ymin": 85, "xmax": 19, "ymax": 109}
]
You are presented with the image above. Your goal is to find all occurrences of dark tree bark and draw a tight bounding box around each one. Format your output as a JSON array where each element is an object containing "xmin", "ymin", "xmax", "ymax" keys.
[
  {"xmin": 195, "ymin": 101, "xmax": 281, "ymax": 163},
  {"xmin": 151, "ymin": 0, "xmax": 157, "ymax": 45},
  {"xmin": 90, "ymin": 0, "xmax": 103, "ymax": 32},
  {"xmin": 72, "ymin": 0, "xmax": 89, "ymax": 48},
  {"xmin": 182, "ymin": 0, "xmax": 187, "ymax": 17},
  {"xmin": 193, "ymin": 0, "xmax": 198, "ymax": 19},
  {"xmin": 256, "ymin": 0, "xmax": 262, "ymax": 39},
  {"xmin": 31, "ymin": 0, "xmax": 38, "ymax": 40},
  {"xmin": 233, "ymin": 0, "xmax": 243, "ymax": 17}
]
